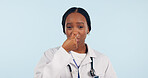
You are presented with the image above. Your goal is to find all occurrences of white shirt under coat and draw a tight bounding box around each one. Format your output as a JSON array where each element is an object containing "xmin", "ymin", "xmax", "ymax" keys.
[{"xmin": 34, "ymin": 45, "xmax": 117, "ymax": 78}]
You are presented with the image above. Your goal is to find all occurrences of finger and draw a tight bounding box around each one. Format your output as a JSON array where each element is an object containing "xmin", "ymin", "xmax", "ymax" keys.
[
  {"xmin": 70, "ymin": 33, "xmax": 75, "ymax": 39},
  {"xmin": 74, "ymin": 36, "xmax": 78, "ymax": 48},
  {"xmin": 75, "ymin": 34, "xmax": 78, "ymax": 39}
]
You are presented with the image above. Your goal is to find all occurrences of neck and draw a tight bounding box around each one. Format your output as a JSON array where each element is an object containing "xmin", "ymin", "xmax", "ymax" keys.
[{"xmin": 73, "ymin": 43, "xmax": 86, "ymax": 54}]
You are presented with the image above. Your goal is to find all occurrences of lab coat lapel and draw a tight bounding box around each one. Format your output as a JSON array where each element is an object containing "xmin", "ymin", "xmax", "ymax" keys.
[{"xmin": 81, "ymin": 45, "xmax": 96, "ymax": 66}]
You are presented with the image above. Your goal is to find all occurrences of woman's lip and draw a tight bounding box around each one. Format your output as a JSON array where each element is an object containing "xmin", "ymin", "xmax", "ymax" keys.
[{"xmin": 76, "ymin": 38, "xmax": 80, "ymax": 42}]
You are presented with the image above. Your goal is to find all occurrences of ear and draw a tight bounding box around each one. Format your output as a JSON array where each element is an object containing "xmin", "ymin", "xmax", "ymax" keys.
[
  {"xmin": 87, "ymin": 30, "xmax": 89, "ymax": 34},
  {"xmin": 65, "ymin": 31, "xmax": 67, "ymax": 35},
  {"xmin": 87, "ymin": 27, "xmax": 89, "ymax": 34},
  {"xmin": 64, "ymin": 26, "xmax": 67, "ymax": 35}
]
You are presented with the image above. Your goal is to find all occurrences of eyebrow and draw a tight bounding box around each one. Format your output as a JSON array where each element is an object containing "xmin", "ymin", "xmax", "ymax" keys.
[
  {"xmin": 76, "ymin": 22, "xmax": 84, "ymax": 24},
  {"xmin": 66, "ymin": 23, "xmax": 72, "ymax": 25},
  {"xmin": 66, "ymin": 22, "xmax": 84, "ymax": 25}
]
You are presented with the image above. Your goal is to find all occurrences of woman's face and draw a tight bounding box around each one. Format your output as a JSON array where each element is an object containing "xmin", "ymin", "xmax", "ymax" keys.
[{"xmin": 65, "ymin": 12, "xmax": 89, "ymax": 45}]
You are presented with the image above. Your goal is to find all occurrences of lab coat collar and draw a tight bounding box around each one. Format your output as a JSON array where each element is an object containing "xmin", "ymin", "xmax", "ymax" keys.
[
  {"xmin": 87, "ymin": 45, "xmax": 97, "ymax": 58},
  {"xmin": 69, "ymin": 44, "xmax": 97, "ymax": 67},
  {"xmin": 81, "ymin": 45, "xmax": 96, "ymax": 66}
]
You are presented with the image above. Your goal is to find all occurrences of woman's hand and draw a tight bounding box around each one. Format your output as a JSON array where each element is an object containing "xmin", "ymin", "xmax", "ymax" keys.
[{"xmin": 62, "ymin": 34, "xmax": 78, "ymax": 53}]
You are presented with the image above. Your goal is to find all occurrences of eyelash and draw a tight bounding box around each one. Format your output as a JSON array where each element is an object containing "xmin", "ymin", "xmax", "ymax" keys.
[
  {"xmin": 78, "ymin": 26, "xmax": 83, "ymax": 28},
  {"xmin": 66, "ymin": 26, "xmax": 84, "ymax": 29},
  {"xmin": 67, "ymin": 26, "xmax": 72, "ymax": 28}
]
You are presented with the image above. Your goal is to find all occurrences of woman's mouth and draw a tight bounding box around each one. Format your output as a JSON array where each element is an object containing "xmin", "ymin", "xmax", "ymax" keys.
[
  {"xmin": 76, "ymin": 38, "xmax": 80, "ymax": 42},
  {"xmin": 75, "ymin": 34, "xmax": 80, "ymax": 42}
]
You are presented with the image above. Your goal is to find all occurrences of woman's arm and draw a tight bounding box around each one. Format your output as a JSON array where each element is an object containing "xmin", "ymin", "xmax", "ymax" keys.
[
  {"xmin": 104, "ymin": 59, "xmax": 117, "ymax": 78},
  {"xmin": 34, "ymin": 47, "xmax": 72, "ymax": 78}
]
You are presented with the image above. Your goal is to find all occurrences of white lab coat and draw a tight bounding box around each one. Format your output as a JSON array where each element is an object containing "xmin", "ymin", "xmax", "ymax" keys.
[{"xmin": 34, "ymin": 45, "xmax": 117, "ymax": 78}]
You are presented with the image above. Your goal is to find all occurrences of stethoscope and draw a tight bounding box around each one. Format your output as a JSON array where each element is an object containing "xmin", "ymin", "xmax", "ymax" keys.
[
  {"xmin": 67, "ymin": 53, "xmax": 99, "ymax": 78},
  {"xmin": 89, "ymin": 57, "xmax": 99, "ymax": 78}
]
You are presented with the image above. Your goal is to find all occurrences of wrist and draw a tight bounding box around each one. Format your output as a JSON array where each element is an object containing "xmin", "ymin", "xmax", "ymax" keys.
[{"xmin": 62, "ymin": 45, "xmax": 70, "ymax": 53}]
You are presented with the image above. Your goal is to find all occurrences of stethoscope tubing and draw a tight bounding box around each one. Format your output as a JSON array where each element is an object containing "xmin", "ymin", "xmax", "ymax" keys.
[{"xmin": 67, "ymin": 56, "xmax": 99, "ymax": 78}]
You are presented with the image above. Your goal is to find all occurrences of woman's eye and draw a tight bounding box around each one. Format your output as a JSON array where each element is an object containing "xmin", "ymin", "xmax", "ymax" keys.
[
  {"xmin": 78, "ymin": 26, "xmax": 83, "ymax": 28},
  {"xmin": 67, "ymin": 26, "xmax": 72, "ymax": 28}
]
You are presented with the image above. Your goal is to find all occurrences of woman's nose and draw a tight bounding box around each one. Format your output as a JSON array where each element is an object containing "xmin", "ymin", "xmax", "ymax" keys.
[
  {"xmin": 72, "ymin": 27, "xmax": 79, "ymax": 32},
  {"xmin": 72, "ymin": 28, "xmax": 79, "ymax": 35},
  {"xmin": 72, "ymin": 32, "xmax": 78, "ymax": 36}
]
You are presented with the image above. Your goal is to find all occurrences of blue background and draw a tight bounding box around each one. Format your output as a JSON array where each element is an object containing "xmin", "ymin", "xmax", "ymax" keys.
[{"xmin": 0, "ymin": 0, "xmax": 148, "ymax": 78}]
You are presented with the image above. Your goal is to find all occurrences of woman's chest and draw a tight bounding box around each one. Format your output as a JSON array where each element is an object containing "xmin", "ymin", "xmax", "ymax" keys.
[{"xmin": 60, "ymin": 62, "xmax": 106, "ymax": 78}]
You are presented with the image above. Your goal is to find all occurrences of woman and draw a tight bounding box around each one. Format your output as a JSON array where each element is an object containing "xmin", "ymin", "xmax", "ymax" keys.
[{"xmin": 34, "ymin": 7, "xmax": 117, "ymax": 78}]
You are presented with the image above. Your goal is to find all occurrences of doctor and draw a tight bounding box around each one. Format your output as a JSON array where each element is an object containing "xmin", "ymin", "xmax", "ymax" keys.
[{"xmin": 34, "ymin": 7, "xmax": 117, "ymax": 78}]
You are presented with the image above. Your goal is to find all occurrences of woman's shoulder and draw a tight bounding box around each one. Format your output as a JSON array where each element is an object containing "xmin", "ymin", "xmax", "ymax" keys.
[
  {"xmin": 44, "ymin": 46, "xmax": 61, "ymax": 55},
  {"xmin": 90, "ymin": 49, "xmax": 111, "ymax": 67},
  {"xmin": 46, "ymin": 46, "xmax": 61, "ymax": 52},
  {"xmin": 88, "ymin": 46, "xmax": 109, "ymax": 61},
  {"xmin": 93, "ymin": 49, "xmax": 108, "ymax": 59},
  {"xmin": 43, "ymin": 46, "xmax": 62, "ymax": 60}
]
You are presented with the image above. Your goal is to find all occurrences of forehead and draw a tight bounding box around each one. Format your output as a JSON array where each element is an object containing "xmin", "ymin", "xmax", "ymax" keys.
[{"xmin": 66, "ymin": 13, "xmax": 86, "ymax": 23}]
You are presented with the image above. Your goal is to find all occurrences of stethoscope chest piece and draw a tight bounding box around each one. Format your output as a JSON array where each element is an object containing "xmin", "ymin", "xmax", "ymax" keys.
[
  {"xmin": 90, "ymin": 69, "xmax": 99, "ymax": 78},
  {"xmin": 94, "ymin": 76, "xmax": 99, "ymax": 78},
  {"xmin": 90, "ymin": 69, "xmax": 96, "ymax": 77},
  {"xmin": 90, "ymin": 57, "xmax": 99, "ymax": 78}
]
